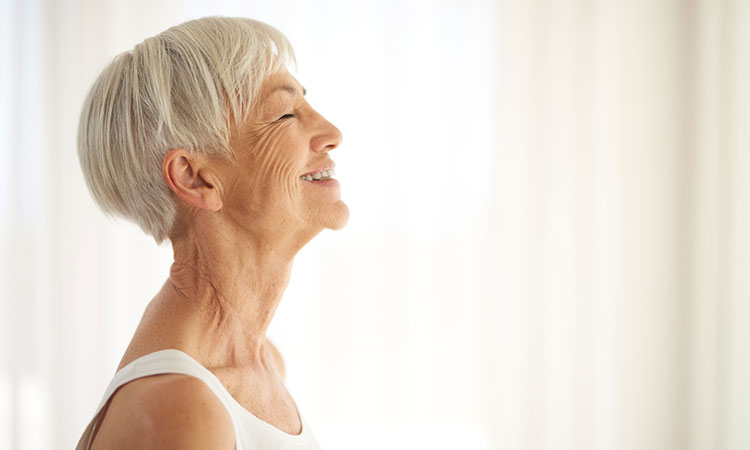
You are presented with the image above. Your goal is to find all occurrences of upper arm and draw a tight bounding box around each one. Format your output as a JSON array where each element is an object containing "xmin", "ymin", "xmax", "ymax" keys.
[{"xmin": 91, "ymin": 374, "xmax": 234, "ymax": 450}]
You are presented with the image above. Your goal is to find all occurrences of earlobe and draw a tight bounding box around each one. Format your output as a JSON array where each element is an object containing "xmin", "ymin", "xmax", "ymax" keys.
[{"xmin": 162, "ymin": 149, "xmax": 223, "ymax": 212}]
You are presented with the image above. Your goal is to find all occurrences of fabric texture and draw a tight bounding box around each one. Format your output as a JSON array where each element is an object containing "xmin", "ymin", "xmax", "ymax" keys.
[{"xmin": 75, "ymin": 349, "xmax": 322, "ymax": 450}]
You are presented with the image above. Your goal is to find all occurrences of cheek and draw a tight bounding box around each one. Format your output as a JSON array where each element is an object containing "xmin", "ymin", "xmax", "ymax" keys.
[{"xmin": 240, "ymin": 122, "xmax": 302, "ymax": 205}]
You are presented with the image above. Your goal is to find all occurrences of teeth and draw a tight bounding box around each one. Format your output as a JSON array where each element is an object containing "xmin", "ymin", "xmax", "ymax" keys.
[{"xmin": 301, "ymin": 168, "xmax": 336, "ymax": 181}]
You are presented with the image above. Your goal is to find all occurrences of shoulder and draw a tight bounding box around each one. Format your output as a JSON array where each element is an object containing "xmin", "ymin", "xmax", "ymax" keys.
[{"xmin": 91, "ymin": 374, "xmax": 234, "ymax": 450}]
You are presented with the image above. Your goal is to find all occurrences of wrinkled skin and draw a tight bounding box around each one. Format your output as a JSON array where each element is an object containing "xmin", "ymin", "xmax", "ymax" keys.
[{"xmin": 209, "ymin": 69, "xmax": 348, "ymax": 247}]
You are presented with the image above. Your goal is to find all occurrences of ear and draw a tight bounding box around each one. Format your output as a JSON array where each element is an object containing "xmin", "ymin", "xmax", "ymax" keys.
[{"xmin": 162, "ymin": 148, "xmax": 223, "ymax": 212}]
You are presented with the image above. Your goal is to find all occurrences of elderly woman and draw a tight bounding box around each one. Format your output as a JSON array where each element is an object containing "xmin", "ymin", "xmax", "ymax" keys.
[{"xmin": 75, "ymin": 17, "xmax": 346, "ymax": 449}]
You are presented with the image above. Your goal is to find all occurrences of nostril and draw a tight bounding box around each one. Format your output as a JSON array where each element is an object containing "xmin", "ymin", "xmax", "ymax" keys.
[
  {"xmin": 311, "ymin": 134, "xmax": 340, "ymax": 152},
  {"xmin": 310, "ymin": 117, "xmax": 342, "ymax": 152}
]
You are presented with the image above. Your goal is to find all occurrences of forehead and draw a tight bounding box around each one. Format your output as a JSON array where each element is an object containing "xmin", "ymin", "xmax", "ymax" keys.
[{"xmin": 258, "ymin": 70, "xmax": 306, "ymax": 100}]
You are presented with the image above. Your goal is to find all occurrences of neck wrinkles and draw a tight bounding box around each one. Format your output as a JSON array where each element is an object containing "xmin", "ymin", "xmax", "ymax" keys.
[{"xmin": 166, "ymin": 222, "xmax": 298, "ymax": 367}]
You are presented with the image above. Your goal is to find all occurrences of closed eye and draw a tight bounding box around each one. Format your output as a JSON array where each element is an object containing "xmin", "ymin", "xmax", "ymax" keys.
[{"xmin": 278, "ymin": 113, "xmax": 295, "ymax": 120}]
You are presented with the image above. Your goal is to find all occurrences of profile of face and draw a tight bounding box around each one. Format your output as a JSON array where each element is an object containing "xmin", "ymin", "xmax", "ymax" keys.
[{"xmin": 215, "ymin": 69, "xmax": 349, "ymax": 242}]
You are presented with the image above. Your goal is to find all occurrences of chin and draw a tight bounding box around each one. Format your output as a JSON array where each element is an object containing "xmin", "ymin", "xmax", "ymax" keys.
[{"xmin": 322, "ymin": 201, "xmax": 350, "ymax": 230}]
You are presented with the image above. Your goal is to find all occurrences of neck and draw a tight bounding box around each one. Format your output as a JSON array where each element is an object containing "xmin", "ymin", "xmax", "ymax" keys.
[{"xmin": 159, "ymin": 219, "xmax": 317, "ymax": 368}]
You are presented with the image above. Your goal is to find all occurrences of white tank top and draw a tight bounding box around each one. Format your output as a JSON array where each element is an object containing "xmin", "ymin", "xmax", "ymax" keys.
[{"xmin": 76, "ymin": 349, "xmax": 323, "ymax": 450}]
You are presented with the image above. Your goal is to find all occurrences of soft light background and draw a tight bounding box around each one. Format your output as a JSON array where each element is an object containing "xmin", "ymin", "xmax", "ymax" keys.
[{"xmin": 1, "ymin": 0, "xmax": 748, "ymax": 449}]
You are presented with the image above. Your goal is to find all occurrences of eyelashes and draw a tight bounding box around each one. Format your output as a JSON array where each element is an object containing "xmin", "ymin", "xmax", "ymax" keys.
[{"xmin": 278, "ymin": 113, "xmax": 295, "ymax": 120}]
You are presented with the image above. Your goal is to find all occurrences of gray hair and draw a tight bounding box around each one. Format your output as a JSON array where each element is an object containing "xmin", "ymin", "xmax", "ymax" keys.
[{"xmin": 77, "ymin": 17, "xmax": 296, "ymax": 243}]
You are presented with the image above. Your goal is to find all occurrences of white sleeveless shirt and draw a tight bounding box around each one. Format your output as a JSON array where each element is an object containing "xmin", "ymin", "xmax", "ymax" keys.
[{"xmin": 76, "ymin": 349, "xmax": 323, "ymax": 450}]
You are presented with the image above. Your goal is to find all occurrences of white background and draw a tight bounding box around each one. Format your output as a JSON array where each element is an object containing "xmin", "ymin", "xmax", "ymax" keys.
[{"xmin": 1, "ymin": 0, "xmax": 749, "ymax": 449}]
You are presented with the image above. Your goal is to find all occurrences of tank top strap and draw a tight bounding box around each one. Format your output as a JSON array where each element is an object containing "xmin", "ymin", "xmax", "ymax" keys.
[
  {"xmin": 77, "ymin": 349, "xmax": 243, "ymax": 449},
  {"xmin": 94, "ymin": 349, "xmax": 235, "ymax": 414}
]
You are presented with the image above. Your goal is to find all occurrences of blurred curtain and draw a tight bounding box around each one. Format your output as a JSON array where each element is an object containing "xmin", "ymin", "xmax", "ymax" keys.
[{"xmin": 1, "ymin": 0, "xmax": 748, "ymax": 449}]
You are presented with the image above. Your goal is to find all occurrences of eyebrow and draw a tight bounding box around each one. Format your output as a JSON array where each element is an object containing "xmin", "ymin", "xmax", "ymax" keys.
[{"xmin": 268, "ymin": 84, "xmax": 307, "ymax": 97}]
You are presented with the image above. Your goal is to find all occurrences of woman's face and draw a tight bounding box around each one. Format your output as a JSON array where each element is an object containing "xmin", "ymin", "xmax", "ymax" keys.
[{"xmin": 217, "ymin": 69, "xmax": 348, "ymax": 240}]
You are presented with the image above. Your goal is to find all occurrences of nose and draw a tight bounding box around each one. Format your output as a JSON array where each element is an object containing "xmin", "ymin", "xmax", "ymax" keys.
[{"xmin": 311, "ymin": 112, "xmax": 343, "ymax": 153}]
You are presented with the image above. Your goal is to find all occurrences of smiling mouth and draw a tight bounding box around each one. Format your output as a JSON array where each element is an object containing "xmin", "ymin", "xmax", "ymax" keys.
[{"xmin": 300, "ymin": 167, "xmax": 336, "ymax": 182}]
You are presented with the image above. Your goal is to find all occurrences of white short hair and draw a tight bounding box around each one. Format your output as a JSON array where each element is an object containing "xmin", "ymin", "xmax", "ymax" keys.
[{"xmin": 77, "ymin": 16, "xmax": 295, "ymax": 243}]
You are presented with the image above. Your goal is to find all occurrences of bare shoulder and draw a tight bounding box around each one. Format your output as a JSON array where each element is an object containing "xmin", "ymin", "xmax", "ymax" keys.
[
  {"xmin": 266, "ymin": 338, "xmax": 286, "ymax": 380},
  {"xmin": 91, "ymin": 374, "xmax": 234, "ymax": 450}
]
